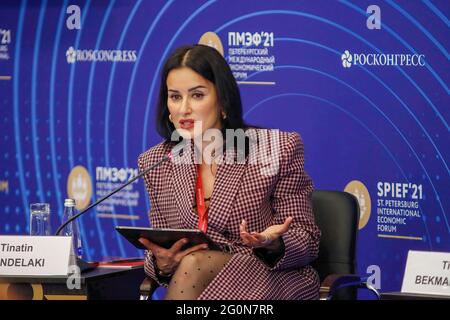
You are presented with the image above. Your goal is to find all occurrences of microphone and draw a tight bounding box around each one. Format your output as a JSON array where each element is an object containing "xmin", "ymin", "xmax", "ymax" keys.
[{"xmin": 55, "ymin": 144, "xmax": 183, "ymax": 236}]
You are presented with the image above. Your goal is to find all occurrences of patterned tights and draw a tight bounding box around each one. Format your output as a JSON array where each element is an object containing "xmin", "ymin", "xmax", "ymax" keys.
[{"xmin": 165, "ymin": 250, "xmax": 233, "ymax": 300}]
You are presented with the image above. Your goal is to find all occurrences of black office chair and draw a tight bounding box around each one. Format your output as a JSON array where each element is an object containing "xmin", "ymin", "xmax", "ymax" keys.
[
  {"xmin": 312, "ymin": 190, "xmax": 380, "ymax": 300},
  {"xmin": 140, "ymin": 190, "xmax": 380, "ymax": 300}
]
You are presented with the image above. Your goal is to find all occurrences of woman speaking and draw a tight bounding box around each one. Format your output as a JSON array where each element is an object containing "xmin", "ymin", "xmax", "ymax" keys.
[{"xmin": 138, "ymin": 44, "xmax": 320, "ymax": 300}]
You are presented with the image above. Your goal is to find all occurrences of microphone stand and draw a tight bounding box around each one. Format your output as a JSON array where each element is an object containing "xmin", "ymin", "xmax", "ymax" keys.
[{"xmin": 55, "ymin": 153, "xmax": 172, "ymax": 272}]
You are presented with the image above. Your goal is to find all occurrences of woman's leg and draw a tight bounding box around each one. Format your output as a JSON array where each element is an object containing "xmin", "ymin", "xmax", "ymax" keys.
[{"xmin": 165, "ymin": 250, "xmax": 232, "ymax": 300}]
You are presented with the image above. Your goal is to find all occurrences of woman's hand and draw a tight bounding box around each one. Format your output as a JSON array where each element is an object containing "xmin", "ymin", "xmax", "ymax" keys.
[
  {"xmin": 239, "ymin": 217, "xmax": 293, "ymax": 248},
  {"xmin": 138, "ymin": 237, "xmax": 208, "ymax": 275}
]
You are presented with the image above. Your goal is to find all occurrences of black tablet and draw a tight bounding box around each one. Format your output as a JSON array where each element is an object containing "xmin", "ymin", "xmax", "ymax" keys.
[{"xmin": 115, "ymin": 226, "xmax": 219, "ymax": 251}]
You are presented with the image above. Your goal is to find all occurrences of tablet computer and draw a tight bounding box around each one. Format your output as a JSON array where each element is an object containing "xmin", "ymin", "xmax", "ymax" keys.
[{"xmin": 115, "ymin": 226, "xmax": 219, "ymax": 251}]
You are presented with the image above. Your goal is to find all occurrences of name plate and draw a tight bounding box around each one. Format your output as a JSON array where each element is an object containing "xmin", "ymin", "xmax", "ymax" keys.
[
  {"xmin": 0, "ymin": 236, "xmax": 72, "ymax": 276},
  {"xmin": 401, "ymin": 250, "xmax": 450, "ymax": 296}
]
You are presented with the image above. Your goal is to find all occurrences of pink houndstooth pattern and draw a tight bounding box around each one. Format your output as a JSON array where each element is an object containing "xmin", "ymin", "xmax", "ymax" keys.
[{"xmin": 138, "ymin": 129, "xmax": 321, "ymax": 299}]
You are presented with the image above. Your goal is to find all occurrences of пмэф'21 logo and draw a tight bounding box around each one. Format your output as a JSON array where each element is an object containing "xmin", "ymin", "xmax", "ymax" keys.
[{"xmin": 67, "ymin": 165, "xmax": 92, "ymax": 210}]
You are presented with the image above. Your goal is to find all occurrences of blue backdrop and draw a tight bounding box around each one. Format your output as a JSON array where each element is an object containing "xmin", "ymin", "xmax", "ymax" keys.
[{"xmin": 0, "ymin": 0, "xmax": 448, "ymax": 298}]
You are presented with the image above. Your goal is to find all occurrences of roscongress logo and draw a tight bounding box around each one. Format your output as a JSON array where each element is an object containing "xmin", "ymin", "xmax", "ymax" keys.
[
  {"xmin": 341, "ymin": 50, "xmax": 352, "ymax": 68},
  {"xmin": 66, "ymin": 46, "xmax": 137, "ymax": 64},
  {"xmin": 66, "ymin": 46, "xmax": 76, "ymax": 63},
  {"xmin": 341, "ymin": 50, "xmax": 425, "ymax": 68}
]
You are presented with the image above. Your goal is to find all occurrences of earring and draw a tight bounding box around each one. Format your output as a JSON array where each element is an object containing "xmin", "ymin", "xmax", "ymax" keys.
[
  {"xmin": 222, "ymin": 112, "xmax": 227, "ymax": 119},
  {"xmin": 168, "ymin": 114, "xmax": 173, "ymax": 122}
]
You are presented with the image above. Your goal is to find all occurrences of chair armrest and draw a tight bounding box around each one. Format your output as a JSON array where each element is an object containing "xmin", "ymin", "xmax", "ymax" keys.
[
  {"xmin": 139, "ymin": 277, "xmax": 160, "ymax": 300},
  {"xmin": 320, "ymin": 274, "xmax": 380, "ymax": 300}
]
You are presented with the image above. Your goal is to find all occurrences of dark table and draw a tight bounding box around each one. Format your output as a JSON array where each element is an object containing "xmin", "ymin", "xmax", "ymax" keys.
[
  {"xmin": 381, "ymin": 292, "xmax": 450, "ymax": 300},
  {"xmin": 0, "ymin": 265, "xmax": 145, "ymax": 300}
]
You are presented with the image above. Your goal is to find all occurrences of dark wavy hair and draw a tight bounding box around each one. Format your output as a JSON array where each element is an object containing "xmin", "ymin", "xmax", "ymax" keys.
[{"xmin": 155, "ymin": 44, "xmax": 247, "ymax": 141}]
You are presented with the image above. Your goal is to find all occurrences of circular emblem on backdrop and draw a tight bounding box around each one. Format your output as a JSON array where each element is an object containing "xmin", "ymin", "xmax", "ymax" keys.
[
  {"xmin": 344, "ymin": 180, "xmax": 371, "ymax": 230},
  {"xmin": 66, "ymin": 46, "xmax": 76, "ymax": 64},
  {"xmin": 341, "ymin": 50, "xmax": 352, "ymax": 68},
  {"xmin": 67, "ymin": 165, "xmax": 92, "ymax": 210},
  {"xmin": 198, "ymin": 32, "xmax": 224, "ymax": 56}
]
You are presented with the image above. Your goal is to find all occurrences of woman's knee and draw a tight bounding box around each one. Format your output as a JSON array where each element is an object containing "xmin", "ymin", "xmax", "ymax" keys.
[{"xmin": 178, "ymin": 250, "xmax": 210, "ymax": 272}]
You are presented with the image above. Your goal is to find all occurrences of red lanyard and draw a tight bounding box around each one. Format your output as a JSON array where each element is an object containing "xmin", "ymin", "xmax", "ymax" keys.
[{"xmin": 195, "ymin": 165, "xmax": 208, "ymax": 233}]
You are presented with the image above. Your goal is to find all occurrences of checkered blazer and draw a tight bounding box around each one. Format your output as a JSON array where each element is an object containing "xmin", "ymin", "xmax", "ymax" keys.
[{"xmin": 138, "ymin": 129, "xmax": 321, "ymax": 299}]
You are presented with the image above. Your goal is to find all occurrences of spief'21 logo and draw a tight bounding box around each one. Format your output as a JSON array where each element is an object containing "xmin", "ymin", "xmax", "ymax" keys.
[
  {"xmin": 67, "ymin": 165, "xmax": 92, "ymax": 210},
  {"xmin": 344, "ymin": 180, "xmax": 371, "ymax": 230}
]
